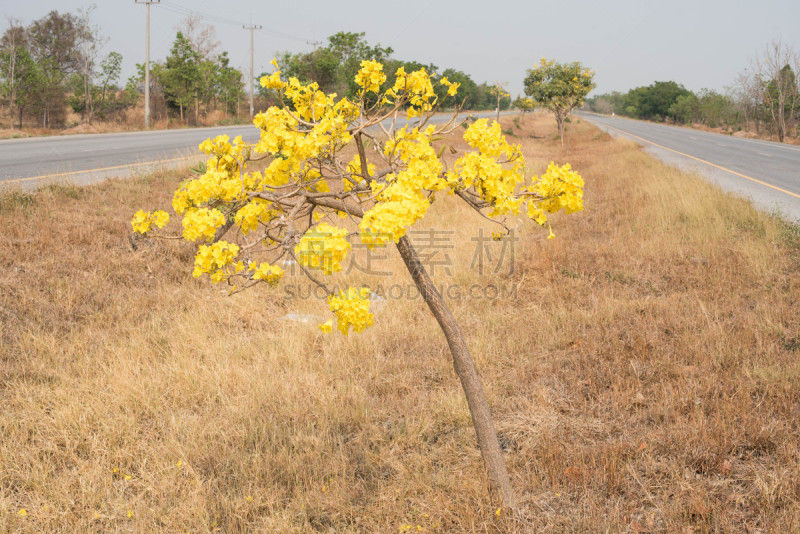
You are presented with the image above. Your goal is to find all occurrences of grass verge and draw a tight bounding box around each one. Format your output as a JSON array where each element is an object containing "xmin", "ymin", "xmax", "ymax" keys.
[{"xmin": 1, "ymin": 114, "xmax": 798, "ymax": 532}]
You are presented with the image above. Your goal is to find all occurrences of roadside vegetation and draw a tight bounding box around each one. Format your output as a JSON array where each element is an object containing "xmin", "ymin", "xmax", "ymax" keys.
[
  {"xmin": 268, "ymin": 32, "xmax": 511, "ymax": 113},
  {"xmin": 586, "ymin": 38, "xmax": 800, "ymax": 143},
  {"xmin": 1, "ymin": 113, "xmax": 798, "ymax": 532},
  {"xmin": 0, "ymin": 9, "xmax": 511, "ymax": 139},
  {"xmin": 0, "ymin": 10, "xmax": 248, "ymax": 137}
]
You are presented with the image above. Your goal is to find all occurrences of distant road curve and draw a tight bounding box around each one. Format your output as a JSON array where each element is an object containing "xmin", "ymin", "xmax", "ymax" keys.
[
  {"xmin": 578, "ymin": 112, "xmax": 800, "ymax": 221},
  {"xmin": 0, "ymin": 111, "xmax": 507, "ymax": 189}
]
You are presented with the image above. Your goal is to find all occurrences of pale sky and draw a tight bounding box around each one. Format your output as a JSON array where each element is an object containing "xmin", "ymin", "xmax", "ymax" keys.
[{"xmin": 2, "ymin": 0, "xmax": 799, "ymax": 98}]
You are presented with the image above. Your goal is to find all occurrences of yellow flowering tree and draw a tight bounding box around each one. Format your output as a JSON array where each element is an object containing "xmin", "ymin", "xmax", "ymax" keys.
[
  {"xmin": 513, "ymin": 95, "xmax": 536, "ymax": 115},
  {"xmin": 489, "ymin": 81, "xmax": 510, "ymax": 122},
  {"xmin": 524, "ymin": 58, "xmax": 595, "ymax": 147},
  {"xmin": 133, "ymin": 58, "xmax": 584, "ymax": 508}
]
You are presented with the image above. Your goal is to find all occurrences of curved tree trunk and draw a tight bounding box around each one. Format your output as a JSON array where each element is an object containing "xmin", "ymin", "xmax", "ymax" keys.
[
  {"xmin": 395, "ymin": 236, "xmax": 515, "ymax": 508},
  {"xmin": 555, "ymin": 108, "xmax": 567, "ymax": 148}
]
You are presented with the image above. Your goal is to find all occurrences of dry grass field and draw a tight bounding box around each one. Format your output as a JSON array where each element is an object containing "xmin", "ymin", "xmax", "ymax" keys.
[
  {"xmin": 0, "ymin": 106, "xmax": 251, "ymax": 140},
  {"xmin": 1, "ymin": 113, "xmax": 798, "ymax": 532}
]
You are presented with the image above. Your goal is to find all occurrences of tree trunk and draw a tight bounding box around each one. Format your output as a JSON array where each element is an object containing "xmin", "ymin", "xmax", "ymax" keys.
[
  {"xmin": 395, "ymin": 235, "xmax": 515, "ymax": 508},
  {"xmin": 84, "ymin": 74, "xmax": 90, "ymax": 124},
  {"xmin": 8, "ymin": 54, "xmax": 15, "ymax": 130}
]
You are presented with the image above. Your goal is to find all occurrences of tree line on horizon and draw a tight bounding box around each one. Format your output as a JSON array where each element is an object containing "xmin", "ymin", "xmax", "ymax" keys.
[
  {"xmin": 586, "ymin": 39, "xmax": 800, "ymax": 143},
  {"xmin": 0, "ymin": 9, "xmax": 248, "ymax": 130},
  {"xmin": 263, "ymin": 31, "xmax": 512, "ymax": 113},
  {"xmin": 0, "ymin": 9, "xmax": 139, "ymax": 129},
  {"xmin": 0, "ymin": 8, "xmax": 514, "ymax": 131}
]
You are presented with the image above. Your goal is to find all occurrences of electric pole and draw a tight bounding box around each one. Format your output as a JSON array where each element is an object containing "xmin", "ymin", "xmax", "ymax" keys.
[
  {"xmin": 135, "ymin": 0, "xmax": 160, "ymax": 129},
  {"xmin": 243, "ymin": 24, "xmax": 262, "ymax": 118}
]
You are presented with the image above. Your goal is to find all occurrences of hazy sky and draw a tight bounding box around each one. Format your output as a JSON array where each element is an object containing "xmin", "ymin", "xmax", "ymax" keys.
[{"xmin": 2, "ymin": 0, "xmax": 799, "ymax": 98}]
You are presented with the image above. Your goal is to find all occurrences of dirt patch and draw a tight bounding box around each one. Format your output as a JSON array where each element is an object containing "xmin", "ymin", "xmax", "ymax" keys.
[{"xmin": 61, "ymin": 123, "xmax": 103, "ymax": 135}]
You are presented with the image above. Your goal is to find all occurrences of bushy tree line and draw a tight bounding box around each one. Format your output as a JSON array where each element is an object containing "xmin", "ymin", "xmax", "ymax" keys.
[
  {"xmin": 0, "ymin": 9, "xmax": 136, "ymax": 128},
  {"xmin": 587, "ymin": 39, "xmax": 800, "ymax": 142},
  {"xmin": 141, "ymin": 29, "xmax": 245, "ymax": 126},
  {"xmin": 2, "ymin": 18, "xmax": 513, "ymax": 130},
  {"xmin": 264, "ymin": 32, "xmax": 511, "ymax": 112},
  {"xmin": 586, "ymin": 82, "xmax": 743, "ymax": 128},
  {"xmin": 0, "ymin": 10, "xmax": 246, "ymax": 129}
]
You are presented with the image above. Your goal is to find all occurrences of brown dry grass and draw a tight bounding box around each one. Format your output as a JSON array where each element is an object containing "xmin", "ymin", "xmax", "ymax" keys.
[
  {"xmin": 1, "ymin": 113, "xmax": 799, "ymax": 532},
  {"xmin": 0, "ymin": 105, "xmax": 251, "ymax": 140}
]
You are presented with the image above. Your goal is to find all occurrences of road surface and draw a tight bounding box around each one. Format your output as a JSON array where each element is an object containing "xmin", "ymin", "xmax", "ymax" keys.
[
  {"xmin": 0, "ymin": 111, "xmax": 506, "ymax": 189},
  {"xmin": 579, "ymin": 112, "xmax": 800, "ymax": 221}
]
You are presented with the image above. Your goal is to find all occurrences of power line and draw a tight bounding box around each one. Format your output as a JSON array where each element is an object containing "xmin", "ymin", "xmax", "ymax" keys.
[{"xmin": 160, "ymin": 0, "xmax": 313, "ymax": 42}]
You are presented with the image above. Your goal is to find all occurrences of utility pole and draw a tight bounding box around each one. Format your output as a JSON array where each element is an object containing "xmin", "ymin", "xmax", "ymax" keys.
[
  {"xmin": 243, "ymin": 24, "xmax": 262, "ymax": 118},
  {"xmin": 135, "ymin": 0, "xmax": 160, "ymax": 129},
  {"xmin": 307, "ymin": 40, "xmax": 322, "ymax": 52}
]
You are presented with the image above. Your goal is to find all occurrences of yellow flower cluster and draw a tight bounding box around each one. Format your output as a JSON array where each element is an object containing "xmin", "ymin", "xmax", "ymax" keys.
[
  {"xmin": 248, "ymin": 262, "xmax": 283, "ymax": 286},
  {"xmin": 285, "ymin": 78, "xmax": 336, "ymax": 122},
  {"xmin": 439, "ymin": 76, "xmax": 461, "ymax": 97},
  {"xmin": 294, "ymin": 223, "xmax": 351, "ymax": 275},
  {"xmin": 181, "ymin": 207, "xmax": 225, "ymax": 242},
  {"xmin": 388, "ymin": 67, "xmax": 436, "ymax": 117},
  {"xmin": 172, "ymin": 136, "xmax": 255, "ymax": 217},
  {"xmin": 131, "ymin": 209, "xmax": 169, "ymax": 234},
  {"xmin": 526, "ymin": 162, "xmax": 584, "ymax": 224},
  {"xmin": 354, "ymin": 60, "xmax": 386, "ymax": 94},
  {"xmin": 198, "ymin": 134, "xmax": 234, "ymax": 156},
  {"xmin": 192, "ymin": 241, "xmax": 241, "ymax": 282},
  {"xmin": 447, "ymin": 119, "xmax": 526, "ymax": 216},
  {"xmin": 253, "ymin": 99, "xmax": 354, "ymax": 163},
  {"xmin": 327, "ymin": 287, "xmax": 374, "ymax": 335},
  {"xmin": 234, "ymin": 200, "xmax": 275, "ymax": 235},
  {"xmin": 260, "ymin": 71, "xmax": 285, "ymax": 91},
  {"xmin": 359, "ymin": 126, "xmax": 444, "ymax": 245}
]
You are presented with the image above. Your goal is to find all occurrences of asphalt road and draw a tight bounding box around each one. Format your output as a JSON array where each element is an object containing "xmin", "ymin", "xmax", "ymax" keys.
[
  {"xmin": 579, "ymin": 112, "xmax": 800, "ymax": 221},
  {"xmin": 0, "ymin": 111, "xmax": 505, "ymax": 189}
]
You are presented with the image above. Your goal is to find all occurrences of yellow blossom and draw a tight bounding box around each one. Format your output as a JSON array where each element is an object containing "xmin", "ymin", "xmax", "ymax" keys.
[
  {"xmin": 131, "ymin": 210, "xmax": 169, "ymax": 234},
  {"xmin": 354, "ymin": 59, "xmax": 386, "ymax": 94},
  {"xmin": 248, "ymin": 262, "xmax": 284, "ymax": 286},
  {"xmin": 295, "ymin": 223, "xmax": 350, "ymax": 275},
  {"xmin": 193, "ymin": 241, "xmax": 240, "ymax": 281},
  {"xmin": 181, "ymin": 208, "xmax": 226, "ymax": 242},
  {"xmin": 328, "ymin": 287, "xmax": 373, "ymax": 335}
]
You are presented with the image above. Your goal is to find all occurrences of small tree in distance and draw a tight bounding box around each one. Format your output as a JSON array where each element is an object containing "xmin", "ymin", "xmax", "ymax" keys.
[
  {"xmin": 513, "ymin": 95, "xmax": 536, "ymax": 115},
  {"xmin": 132, "ymin": 59, "xmax": 584, "ymax": 508},
  {"xmin": 490, "ymin": 81, "xmax": 510, "ymax": 122},
  {"xmin": 752, "ymin": 38, "xmax": 799, "ymax": 143},
  {"xmin": 524, "ymin": 58, "xmax": 595, "ymax": 147}
]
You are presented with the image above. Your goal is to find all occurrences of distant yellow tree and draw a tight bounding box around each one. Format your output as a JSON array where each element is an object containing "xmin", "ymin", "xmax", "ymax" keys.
[
  {"xmin": 524, "ymin": 59, "xmax": 595, "ymax": 146},
  {"xmin": 490, "ymin": 81, "xmax": 510, "ymax": 122},
  {"xmin": 133, "ymin": 59, "xmax": 584, "ymax": 508},
  {"xmin": 513, "ymin": 96, "xmax": 535, "ymax": 112}
]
